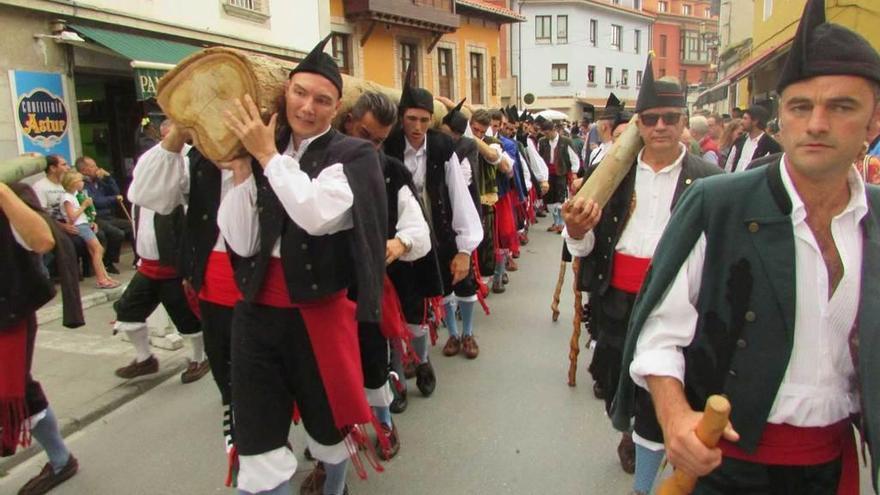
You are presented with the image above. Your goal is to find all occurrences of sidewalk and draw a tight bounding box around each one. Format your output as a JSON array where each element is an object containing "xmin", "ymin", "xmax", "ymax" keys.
[{"xmin": 0, "ymin": 251, "xmax": 196, "ymax": 475}]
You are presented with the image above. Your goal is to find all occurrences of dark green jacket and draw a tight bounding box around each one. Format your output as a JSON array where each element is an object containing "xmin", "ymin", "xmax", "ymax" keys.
[{"xmin": 611, "ymin": 158, "xmax": 880, "ymax": 489}]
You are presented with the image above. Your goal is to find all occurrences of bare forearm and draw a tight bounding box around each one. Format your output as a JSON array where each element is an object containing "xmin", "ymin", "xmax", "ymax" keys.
[
  {"xmin": 475, "ymin": 139, "xmax": 500, "ymax": 163},
  {"xmin": 646, "ymin": 375, "xmax": 691, "ymax": 432},
  {"xmin": 0, "ymin": 184, "xmax": 54, "ymax": 253}
]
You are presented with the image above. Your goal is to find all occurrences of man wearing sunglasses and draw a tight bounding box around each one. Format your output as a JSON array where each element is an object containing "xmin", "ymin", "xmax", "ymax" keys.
[{"xmin": 561, "ymin": 54, "xmax": 721, "ymax": 484}]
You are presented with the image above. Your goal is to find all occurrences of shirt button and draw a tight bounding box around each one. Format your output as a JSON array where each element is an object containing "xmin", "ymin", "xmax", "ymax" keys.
[
  {"xmin": 598, "ymin": 274, "xmax": 604, "ymax": 280},
  {"xmin": 250, "ymin": 261, "xmax": 256, "ymax": 268},
  {"xmin": 301, "ymin": 243, "xmax": 308, "ymax": 250},
  {"xmin": 311, "ymin": 283, "xmax": 318, "ymax": 291},
  {"xmin": 745, "ymin": 311, "xmax": 756, "ymax": 322},
  {"xmin": 202, "ymin": 214, "xmax": 209, "ymax": 221},
  {"xmin": 305, "ymin": 263, "xmax": 312, "ymax": 271},
  {"xmin": 613, "ymin": 216, "xmax": 618, "ymax": 222},
  {"xmin": 748, "ymin": 222, "xmax": 759, "ymax": 233},
  {"xmin": 736, "ymin": 338, "xmax": 747, "ymax": 349},
  {"xmin": 685, "ymin": 178, "xmax": 693, "ymax": 185},
  {"xmin": 241, "ymin": 277, "xmax": 247, "ymax": 284},
  {"xmin": 728, "ymin": 369, "xmax": 737, "ymax": 377}
]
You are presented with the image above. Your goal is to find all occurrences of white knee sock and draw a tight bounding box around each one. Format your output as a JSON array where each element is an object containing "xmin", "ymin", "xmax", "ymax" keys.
[
  {"xmin": 185, "ymin": 332, "xmax": 205, "ymax": 363},
  {"xmin": 129, "ymin": 326, "xmax": 152, "ymax": 362}
]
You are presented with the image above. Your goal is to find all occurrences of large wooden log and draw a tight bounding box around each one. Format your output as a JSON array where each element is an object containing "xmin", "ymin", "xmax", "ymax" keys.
[
  {"xmin": 0, "ymin": 154, "xmax": 47, "ymax": 184},
  {"xmin": 573, "ymin": 114, "xmax": 643, "ymax": 208},
  {"xmin": 157, "ymin": 46, "xmax": 452, "ymax": 162}
]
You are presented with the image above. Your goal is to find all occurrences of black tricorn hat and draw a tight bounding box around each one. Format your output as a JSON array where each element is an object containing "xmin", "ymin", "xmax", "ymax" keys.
[
  {"xmin": 441, "ymin": 98, "xmax": 469, "ymax": 135},
  {"xmin": 290, "ymin": 34, "xmax": 343, "ymax": 97},
  {"xmin": 398, "ymin": 63, "xmax": 434, "ymax": 114},
  {"xmin": 506, "ymin": 105, "xmax": 520, "ymax": 123},
  {"xmin": 521, "ymin": 110, "xmax": 533, "ymax": 123},
  {"xmin": 776, "ymin": 0, "xmax": 880, "ymax": 93},
  {"xmin": 600, "ymin": 92, "xmax": 624, "ymax": 120},
  {"xmin": 635, "ymin": 54, "xmax": 685, "ymax": 113}
]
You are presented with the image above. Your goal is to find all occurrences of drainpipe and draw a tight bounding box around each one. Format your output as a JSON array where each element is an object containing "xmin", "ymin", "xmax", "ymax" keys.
[{"xmin": 517, "ymin": 0, "xmax": 523, "ymax": 107}]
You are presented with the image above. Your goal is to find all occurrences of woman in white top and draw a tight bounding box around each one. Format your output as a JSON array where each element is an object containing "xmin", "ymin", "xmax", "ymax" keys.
[{"xmin": 61, "ymin": 172, "xmax": 119, "ymax": 288}]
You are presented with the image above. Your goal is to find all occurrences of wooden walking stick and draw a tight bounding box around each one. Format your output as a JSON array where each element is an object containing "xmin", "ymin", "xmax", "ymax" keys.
[
  {"xmin": 657, "ymin": 395, "xmax": 732, "ymax": 495},
  {"xmin": 550, "ymin": 260, "xmax": 567, "ymax": 322},
  {"xmin": 116, "ymin": 196, "xmax": 134, "ymax": 225},
  {"xmin": 567, "ymin": 258, "xmax": 583, "ymax": 386}
]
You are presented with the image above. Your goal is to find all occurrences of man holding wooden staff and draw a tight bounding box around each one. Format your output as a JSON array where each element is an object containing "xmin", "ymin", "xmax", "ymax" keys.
[
  {"xmin": 562, "ymin": 53, "xmax": 720, "ymax": 484},
  {"xmin": 611, "ymin": 1, "xmax": 880, "ymax": 493}
]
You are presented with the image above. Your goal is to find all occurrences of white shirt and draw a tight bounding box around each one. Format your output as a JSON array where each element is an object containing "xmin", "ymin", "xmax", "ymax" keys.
[
  {"xmin": 727, "ymin": 132, "xmax": 764, "ymax": 173},
  {"xmin": 32, "ymin": 177, "xmax": 67, "ymax": 222},
  {"xmin": 630, "ymin": 158, "xmax": 866, "ymax": 426},
  {"xmin": 589, "ymin": 141, "xmax": 610, "ymax": 169},
  {"xmin": 402, "ymin": 137, "xmax": 483, "ymax": 253},
  {"xmin": 525, "ymin": 139, "xmax": 549, "ymax": 182},
  {"xmin": 134, "ymin": 207, "xmax": 160, "ymax": 261},
  {"xmin": 218, "ymin": 127, "xmax": 354, "ymax": 258},
  {"xmin": 564, "ymin": 144, "xmax": 686, "ymax": 259},
  {"xmin": 128, "ymin": 143, "xmax": 232, "ymax": 252},
  {"xmin": 61, "ymin": 193, "xmax": 88, "ymax": 226}
]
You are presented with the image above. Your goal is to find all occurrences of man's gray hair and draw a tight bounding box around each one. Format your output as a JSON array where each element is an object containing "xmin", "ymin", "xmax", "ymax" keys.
[
  {"xmin": 350, "ymin": 92, "xmax": 398, "ymax": 127},
  {"xmin": 689, "ymin": 115, "xmax": 709, "ymax": 135}
]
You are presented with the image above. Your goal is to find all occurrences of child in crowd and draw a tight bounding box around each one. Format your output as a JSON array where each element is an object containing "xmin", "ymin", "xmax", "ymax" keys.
[{"xmin": 61, "ymin": 171, "xmax": 119, "ymax": 289}]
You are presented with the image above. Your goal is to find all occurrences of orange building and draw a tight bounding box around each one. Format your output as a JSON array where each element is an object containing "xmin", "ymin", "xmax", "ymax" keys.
[
  {"xmin": 329, "ymin": 0, "xmax": 523, "ymax": 107},
  {"xmin": 641, "ymin": 0, "xmax": 718, "ymax": 87}
]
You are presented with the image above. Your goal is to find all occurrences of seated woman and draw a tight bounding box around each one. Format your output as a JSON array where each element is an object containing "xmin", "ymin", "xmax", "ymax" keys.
[{"xmin": 60, "ymin": 171, "xmax": 119, "ymax": 289}]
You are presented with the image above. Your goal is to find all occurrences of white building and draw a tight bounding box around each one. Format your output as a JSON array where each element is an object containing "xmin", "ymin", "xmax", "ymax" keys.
[
  {"xmin": 0, "ymin": 0, "xmax": 325, "ymax": 173},
  {"xmin": 511, "ymin": 0, "xmax": 654, "ymax": 120}
]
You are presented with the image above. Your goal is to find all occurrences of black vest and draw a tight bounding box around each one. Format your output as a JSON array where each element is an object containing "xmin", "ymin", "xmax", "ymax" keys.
[
  {"xmin": 233, "ymin": 129, "xmax": 387, "ymax": 322},
  {"xmin": 384, "ymin": 129, "xmax": 459, "ymax": 266},
  {"xmin": 181, "ymin": 148, "xmax": 224, "ymax": 291},
  {"xmin": 577, "ymin": 153, "xmax": 722, "ymax": 294},
  {"xmin": 133, "ymin": 205, "xmax": 185, "ymax": 268},
  {"xmin": 382, "ymin": 152, "xmax": 444, "ymax": 298},
  {"xmin": 454, "ymin": 136, "xmax": 481, "ymax": 212},
  {"xmin": 539, "ymin": 136, "xmax": 574, "ymax": 175}
]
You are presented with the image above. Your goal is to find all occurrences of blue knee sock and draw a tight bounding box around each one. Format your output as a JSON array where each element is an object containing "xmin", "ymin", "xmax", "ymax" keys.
[
  {"xmin": 237, "ymin": 480, "xmax": 292, "ymax": 495},
  {"xmin": 552, "ymin": 206, "xmax": 563, "ymax": 226},
  {"xmin": 30, "ymin": 407, "xmax": 70, "ymax": 473},
  {"xmin": 459, "ymin": 300, "xmax": 476, "ymax": 337},
  {"xmin": 323, "ymin": 459, "xmax": 348, "ymax": 495},
  {"xmin": 373, "ymin": 406, "xmax": 392, "ymax": 427},
  {"xmin": 412, "ymin": 333, "xmax": 429, "ymax": 363},
  {"xmin": 493, "ymin": 252, "xmax": 507, "ymax": 283},
  {"xmin": 444, "ymin": 301, "xmax": 459, "ymax": 338},
  {"xmin": 633, "ymin": 443, "xmax": 665, "ymax": 494},
  {"xmin": 389, "ymin": 346, "xmax": 406, "ymax": 393}
]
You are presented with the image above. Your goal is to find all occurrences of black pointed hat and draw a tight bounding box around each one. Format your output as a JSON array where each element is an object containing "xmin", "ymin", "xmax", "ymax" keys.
[
  {"xmin": 635, "ymin": 53, "xmax": 685, "ymax": 112},
  {"xmin": 776, "ymin": 0, "xmax": 880, "ymax": 93},
  {"xmin": 600, "ymin": 92, "xmax": 624, "ymax": 119},
  {"xmin": 290, "ymin": 34, "xmax": 343, "ymax": 97},
  {"xmin": 442, "ymin": 98, "xmax": 469, "ymax": 135},
  {"xmin": 398, "ymin": 63, "xmax": 435, "ymax": 114},
  {"xmin": 521, "ymin": 109, "xmax": 532, "ymax": 123},
  {"xmin": 506, "ymin": 105, "xmax": 520, "ymax": 123}
]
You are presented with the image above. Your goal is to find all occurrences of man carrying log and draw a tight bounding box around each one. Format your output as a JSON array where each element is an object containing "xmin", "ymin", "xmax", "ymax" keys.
[
  {"xmin": 562, "ymin": 53, "xmax": 720, "ymax": 481},
  {"xmin": 340, "ymin": 90, "xmax": 439, "ymax": 458},
  {"xmin": 539, "ymin": 119, "xmax": 580, "ymax": 233},
  {"xmin": 218, "ymin": 35, "xmax": 387, "ymax": 495},
  {"xmin": 384, "ymin": 74, "xmax": 483, "ymax": 366},
  {"xmin": 611, "ymin": 1, "xmax": 880, "ymax": 493}
]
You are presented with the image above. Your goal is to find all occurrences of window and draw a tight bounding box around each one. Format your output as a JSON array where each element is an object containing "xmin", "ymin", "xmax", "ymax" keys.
[
  {"xmin": 536, "ymin": 15, "xmax": 552, "ymax": 44},
  {"xmin": 636, "ymin": 70, "xmax": 643, "ymax": 88},
  {"xmin": 437, "ymin": 47, "xmax": 454, "ymax": 99},
  {"xmin": 679, "ymin": 69, "xmax": 688, "ymax": 84},
  {"xmin": 556, "ymin": 15, "xmax": 568, "ymax": 44},
  {"xmin": 400, "ymin": 42, "xmax": 418, "ymax": 85},
  {"xmin": 659, "ymin": 68, "xmax": 666, "ymax": 77},
  {"xmin": 612, "ymin": 0, "xmax": 620, "ymax": 3},
  {"xmin": 470, "ymin": 52, "xmax": 484, "ymax": 105},
  {"xmin": 659, "ymin": 34, "xmax": 667, "ymax": 57},
  {"xmin": 331, "ymin": 33, "xmax": 351, "ymax": 75},
  {"xmin": 763, "ymin": 0, "xmax": 773, "ymax": 21},
  {"xmin": 705, "ymin": 8, "xmax": 712, "ymax": 18},
  {"xmin": 605, "ymin": 67, "xmax": 613, "ymax": 86},
  {"xmin": 633, "ymin": 0, "xmax": 641, "ymax": 9},
  {"xmin": 701, "ymin": 70, "xmax": 709, "ymax": 84},
  {"xmin": 611, "ymin": 24, "xmax": 622, "ymax": 50},
  {"xmin": 634, "ymin": 29, "xmax": 641, "ymax": 54},
  {"xmin": 551, "ymin": 64, "xmax": 568, "ymax": 82},
  {"xmin": 588, "ymin": 65, "xmax": 596, "ymax": 84},
  {"xmin": 680, "ymin": 29, "xmax": 709, "ymax": 62},
  {"xmin": 589, "ymin": 19, "xmax": 597, "ymax": 46},
  {"xmin": 223, "ymin": 0, "xmax": 269, "ymax": 21},
  {"xmin": 682, "ymin": 4, "xmax": 692, "ymax": 15},
  {"xmin": 658, "ymin": 1, "xmax": 668, "ymax": 13},
  {"xmin": 621, "ymin": 69, "xmax": 629, "ymax": 87}
]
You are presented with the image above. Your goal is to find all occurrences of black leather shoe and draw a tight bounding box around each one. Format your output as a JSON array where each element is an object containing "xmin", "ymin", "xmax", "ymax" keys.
[
  {"xmin": 390, "ymin": 388, "xmax": 408, "ymax": 414},
  {"xmin": 415, "ymin": 361, "xmax": 436, "ymax": 397}
]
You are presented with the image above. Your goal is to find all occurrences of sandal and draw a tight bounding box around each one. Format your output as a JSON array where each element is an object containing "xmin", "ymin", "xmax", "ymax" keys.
[{"xmin": 96, "ymin": 280, "xmax": 120, "ymax": 289}]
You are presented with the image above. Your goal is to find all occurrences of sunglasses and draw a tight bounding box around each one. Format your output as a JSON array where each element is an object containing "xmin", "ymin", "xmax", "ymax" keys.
[{"xmin": 640, "ymin": 112, "xmax": 682, "ymax": 126}]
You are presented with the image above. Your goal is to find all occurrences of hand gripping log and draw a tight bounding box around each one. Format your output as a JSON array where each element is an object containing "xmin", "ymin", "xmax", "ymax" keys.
[{"xmin": 657, "ymin": 395, "xmax": 732, "ymax": 495}]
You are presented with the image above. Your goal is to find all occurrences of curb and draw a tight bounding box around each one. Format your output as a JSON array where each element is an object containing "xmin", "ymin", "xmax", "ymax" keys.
[
  {"xmin": 0, "ymin": 358, "xmax": 187, "ymax": 477},
  {"xmin": 36, "ymin": 282, "xmax": 128, "ymax": 326}
]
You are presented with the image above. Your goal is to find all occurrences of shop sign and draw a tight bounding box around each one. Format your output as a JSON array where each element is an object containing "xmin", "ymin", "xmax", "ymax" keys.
[
  {"xmin": 8, "ymin": 70, "xmax": 74, "ymax": 164},
  {"xmin": 135, "ymin": 68, "xmax": 166, "ymax": 100}
]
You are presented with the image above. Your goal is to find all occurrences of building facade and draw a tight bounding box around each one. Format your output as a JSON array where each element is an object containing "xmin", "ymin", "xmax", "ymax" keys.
[
  {"xmin": 0, "ymin": 0, "xmax": 323, "ymax": 181},
  {"xmin": 329, "ymin": 0, "xmax": 523, "ymax": 108},
  {"xmin": 512, "ymin": 0, "xmax": 654, "ymax": 120}
]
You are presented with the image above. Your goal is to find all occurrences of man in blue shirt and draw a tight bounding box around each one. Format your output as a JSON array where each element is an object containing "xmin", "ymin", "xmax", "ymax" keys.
[{"xmin": 75, "ymin": 156, "xmax": 131, "ymax": 274}]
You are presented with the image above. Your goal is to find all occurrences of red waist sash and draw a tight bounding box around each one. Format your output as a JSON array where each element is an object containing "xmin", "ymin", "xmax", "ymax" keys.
[
  {"xmin": 719, "ymin": 420, "xmax": 858, "ymax": 495},
  {"xmin": 199, "ymin": 250, "xmax": 242, "ymax": 308},
  {"xmin": 610, "ymin": 252, "xmax": 652, "ymax": 294},
  {"xmin": 252, "ymin": 257, "xmax": 294, "ymax": 308},
  {"xmin": 137, "ymin": 259, "xmax": 179, "ymax": 280}
]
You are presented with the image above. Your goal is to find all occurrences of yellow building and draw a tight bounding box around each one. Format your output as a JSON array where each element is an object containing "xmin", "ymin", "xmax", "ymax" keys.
[
  {"xmin": 329, "ymin": 0, "xmax": 523, "ymax": 107},
  {"xmin": 734, "ymin": 0, "xmax": 880, "ymax": 109}
]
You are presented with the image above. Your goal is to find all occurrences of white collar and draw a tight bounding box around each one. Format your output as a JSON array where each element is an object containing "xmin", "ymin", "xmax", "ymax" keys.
[
  {"xmin": 780, "ymin": 154, "xmax": 868, "ymax": 226},
  {"xmin": 748, "ymin": 132, "xmax": 764, "ymax": 144},
  {"xmin": 404, "ymin": 136, "xmax": 428, "ymax": 157},
  {"xmin": 636, "ymin": 143, "xmax": 687, "ymax": 174},
  {"xmin": 285, "ymin": 126, "xmax": 332, "ymax": 160},
  {"xmin": 549, "ymin": 134, "xmax": 559, "ymax": 147}
]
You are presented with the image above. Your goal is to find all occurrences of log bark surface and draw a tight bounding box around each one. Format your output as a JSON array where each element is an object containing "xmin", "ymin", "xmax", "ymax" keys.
[
  {"xmin": 157, "ymin": 47, "xmax": 453, "ymax": 162},
  {"xmin": 0, "ymin": 155, "xmax": 47, "ymax": 184}
]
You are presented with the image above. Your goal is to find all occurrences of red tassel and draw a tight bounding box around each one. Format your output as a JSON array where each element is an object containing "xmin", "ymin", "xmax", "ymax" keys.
[
  {"xmin": 291, "ymin": 404, "xmax": 301, "ymax": 425},
  {"xmin": 424, "ymin": 296, "xmax": 446, "ymax": 346},
  {"xmin": 471, "ymin": 252, "xmax": 491, "ymax": 315},
  {"xmin": 224, "ymin": 444, "xmax": 239, "ymax": 487},
  {"xmin": 343, "ymin": 424, "xmax": 385, "ymax": 480}
]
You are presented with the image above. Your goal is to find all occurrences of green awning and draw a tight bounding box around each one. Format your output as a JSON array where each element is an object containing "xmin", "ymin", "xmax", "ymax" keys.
[{"xmin": 71, "ymin": 24, "xmax": 204, "ymax": 99}]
